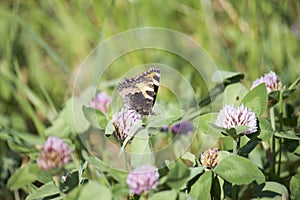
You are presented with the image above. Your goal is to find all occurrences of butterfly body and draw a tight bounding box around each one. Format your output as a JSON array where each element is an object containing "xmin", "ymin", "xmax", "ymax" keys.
[{"xmin": 117, "ymin": 67, "xmax": 160, "ymax": 115}]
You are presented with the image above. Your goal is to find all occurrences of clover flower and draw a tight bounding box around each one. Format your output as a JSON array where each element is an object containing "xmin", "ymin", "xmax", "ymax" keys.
[
  {"xmin": 200, "ymin": 148, "xmax": 219, "ymax": 168},
  {"xmin": 37, "ymin": 136, "xmax": 72, "ymax": 171},
  {"xmin": 160, "ymin": 125, "xmax": 169, "ymax": 133},
  {"xmin": 215, "ymin": 104, "xmax": 257, "ymax": 135},
  {"xmin": 251, "ymin": 71, "xmax": 285, "ymax": 94},
  {"xmin": 126, "ymin": 164, "xmax": 159, "ymax": 195},
  {"xmin": 171, "ymin": 121, "xmax": 195, "ymax": 135},
  {"xmin": 90, "ymin": 91, "xmax": 111, "ymax": 113},
  {"xmin": 112, "ymin": 108, "xmax": 142, "ymax": 142}
]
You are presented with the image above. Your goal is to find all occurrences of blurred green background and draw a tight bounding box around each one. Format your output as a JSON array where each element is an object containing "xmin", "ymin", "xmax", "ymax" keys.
[
  {"xmin": 0, "ymin": 0, "xmax": 300, "ymax": 198},
  {"xmin": 1, "ymin": 0, "xmax": 299, "ymax": 105}
]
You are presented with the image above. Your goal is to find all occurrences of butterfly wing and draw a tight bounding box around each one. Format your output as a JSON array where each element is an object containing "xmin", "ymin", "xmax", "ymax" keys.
[{"xmin": 117, "ymin": 67, "xmax": 160, "ymax": 115}]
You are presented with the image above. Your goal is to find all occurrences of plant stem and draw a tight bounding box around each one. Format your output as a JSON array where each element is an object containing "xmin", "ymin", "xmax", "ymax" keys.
[
  {"xmin": 233, "ymin": 138, "xmax": 237, "ymax": 155},
  {"xmin": 232, "ymin": 185, "xmax": 238, "ymax": 200},
  {"xmin": 232, "ymin": 137, "xmax": 240, "ymax": 155},
  {"xmin": 270, "ymin": 107, "xmax": 276, "ymax": 179},
  {"xmin": 232, "ymin": 137, "xmax": 240, "ymax": 199},
  {"xmin": 237, "ymin": 137, "xmax": 240, "ymax": 154},
  {"xmin": 277, "ymin": 91, "xmax": 284, "ymax": 179},
  {"xmin": 123, "ymin": 151, "xmax": 129, "ymax": 171},
  {"xmin": 277, "ymin": 138, "xmax": 282, "ymax": 179}
]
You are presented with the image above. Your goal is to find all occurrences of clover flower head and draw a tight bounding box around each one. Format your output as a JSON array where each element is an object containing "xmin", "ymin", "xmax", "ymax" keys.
[
  {"xmin": 37, "ymin": 136, "xmax": 72, "ymax": 171},
  {"xmin": 126, "ymin": 164, "xmax": 159, "ymax": 195},
  {"xmin": 90, "ymin": 91, "xmax": 111, "ymax": 113},
  {"xmin": 112, "ymin": 108, "xmax": 142, "ymax": 141},
  {"xmin": 171, "ymin": 121, "xmax": 195, "ymax": 135},
  {"xmin": 160, "ymin": 125, "xmax": 169, "ymax": 133},
  {"xmin": 251, "ymin": 71, "xmax": 285, "ymax": 94},
  {"xmin": 200, "ymin": 148, "xmax": 219, "ymax": 168},
  {"xmin": 215, "ymin": 104, "xmax": 257, "ymax": 135}
]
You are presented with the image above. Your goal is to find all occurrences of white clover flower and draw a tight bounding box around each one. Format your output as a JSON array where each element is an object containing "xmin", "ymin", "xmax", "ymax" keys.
[
  {"xmin": 215, "ymin": 104, "xmax": 257, "ymax": 135},
  {"xmin": 112, "ymin": 108, "xmax": 142, "ymax": 142},
  {"xmin": 251, "ymin": 71, "xmax": 285, "ymax": 94}
]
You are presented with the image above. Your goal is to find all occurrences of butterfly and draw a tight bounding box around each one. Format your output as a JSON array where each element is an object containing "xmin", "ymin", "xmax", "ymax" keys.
[{"xmin": 117, "ymin": 67, "xmax": 160, "ymax": 115}]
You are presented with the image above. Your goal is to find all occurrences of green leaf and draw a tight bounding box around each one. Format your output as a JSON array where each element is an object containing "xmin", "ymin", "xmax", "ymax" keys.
[
  {"xmin": 199, "ymin": 71, "xmax": 244, "ymax": 107},
  {"xmin": 217, "ymin": 151, "xmax": 232, "ymax": 162},
  {"xmin": 242, "ymin": 83, "xmax": 267, "ymax": 117},
  {"xmin": 111, "ymin": 183, "xmax": 129, "ymax": 198},
  {"xmin": 166, "ymin": 162, "xmax": 190, "ymax": 190},
  {"xmin": 78, "ymin": 181, "xmax": 112, "ymax": 200},
  {"xmin": 211, "ymin": 174, "xmax": 222, "ymax": 200},
  {"xmin": 274, "ymin": 131, "xmax": 300, "ymax": 140},
  {"xmin": 82, "ymin": 105, "xmax": 108, "ymax": 130},
  {"xmin": 0, "ymin": 129, "xmax": 42, "ymax": 146},
  {"xmin": 257, "ymin": 117, "xmax": 273, "ymax": 141},
  {"xmin": 181, "ymin": 152, "xmax": 196, "ymax": 166},
  {"xmin": 290, "ymin": 170, "xmax": 300, "ymax": 200},
  {"xmin": 211, "ymin": 70, "xmax": 244, "ymax": 83},
  {"xmin": 194, "ymin": 112, "xmax": 219, "ymax": 135},
  {"xmin": 0, "ymin": 129, "xmax": 42, "ymax": 153},
  {"xmin": 189, "ymin": 171, "xmax": 212, "ymax": 200},
  {"xmin": 107, "ymin": 168, "xmax": 128, "ymax": 183},
  {"xmin": 214, "ymin": 155, "xmax": 265, "ymax": 185},
  {"xmin": 36, "ymin": 171, "xmax": 53, "ymax": 184},
  {"xmin": 7, "ymin": 163, "xmax": 40, "ymax": 190},
  {"xmin": 178, "ymin": 193, "xmax": 193, "ymax": 200},
  {"xmin": 64, "ymin": 186, "xmax": 82, "ymax": 200},
  {"xmin": 147, "ymin": 103, "xmax": 179, "ymax": 128},
  {"xmin": 105, "ymin": 120, "xmax": 115, "ymax": 136},
  {"xmin": 234, "ymin": 126, "xmax": 251, "ymax": 135},
  {"xmin": 68, "ymin": 97, "xmax": 90, "ymax": 133},
  {"xmin": 45, "ymin": 115, "xmax": 71, "ymax": 138},
  {"xmin": 238, "ymin": 140, "xmax": 259, "ymax": 155},
  {"xmin": 289, "ymin": 76, "xmax": 300, "ymax": 90},
  {"xmin": 148, "ymin": 189, "xmax": 177, "ymax": 200},
  {"xmin": 224, "ymin": 83, "xmax": 248, "ymax": 106},
  {"xmin": 131, "ymin": 129, "xmax": 154, "ymax": 168},
  {"xmin": 81, "ymin": 151, "xmax": 108, "ymax": 172},
  {"xmin": 60, "ymin": 171, "xmax": 80, "ymax": 193},
  {"xmin": 45, "ymin": 97, "xmax": 90, "ymax": 137},
  {"xmin": 254, "ymin": 181, "xmax": 289, "ymax": 199},
  {"xmin": 187, "ymin": 167, "xmax": 204, "ymax": 182},
  {"xmin": 26, "ymin": 182, "xmax": 60, "ymax": 200}
]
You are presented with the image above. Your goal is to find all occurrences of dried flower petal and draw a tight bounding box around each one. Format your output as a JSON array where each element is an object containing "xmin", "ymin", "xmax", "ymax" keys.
[
  {"xmin": 200, "ymin": 148, "xmax": 219, "ymax": 168},
  {"xmin": 37, "ymin": 136, "xmax": 72, "ymax": 171},
  {"xmin": 126, "ymin": 165, "xmax": 159, "ymax": 195},
  {"xmin": 215, "ymin": 104, "xmax": 257, "ymax": 135}
]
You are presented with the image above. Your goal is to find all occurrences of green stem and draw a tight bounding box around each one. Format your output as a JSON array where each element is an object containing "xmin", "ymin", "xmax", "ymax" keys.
[
  {"xmin": 232, "ymin": 137, "xmax": 240, "ymax": 155},
  {"xmin": 270, "ymin": 107, "xmax": 276, "ymax": 179},
  {"xmin": 232, "ymin": 137, "xmax": 240, "ymax": 199},
  {"xmin": 277, "ymin": 138, "xmax": 282, "ymax": 179},
  {"xmin": 232, "ymin": 185, "xmax": 238, "ymax": 200},
  {"xmin": 277, "ymin": 91, "xmax": 284, "ymax": 179},
  {"xmin": 233, "ymin": 139, "xmax": 237, "ymax": 155},
  {"xmin": 123, "ymin": 150, "xmax": 129, "ymax": 171},
  {"xmin": 279, "ymin": 91, "xmax": 284, "ymax": 131},
  {"xmin": 237, "ymin": 137, "xmax": 240, "ymax": 154}
]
